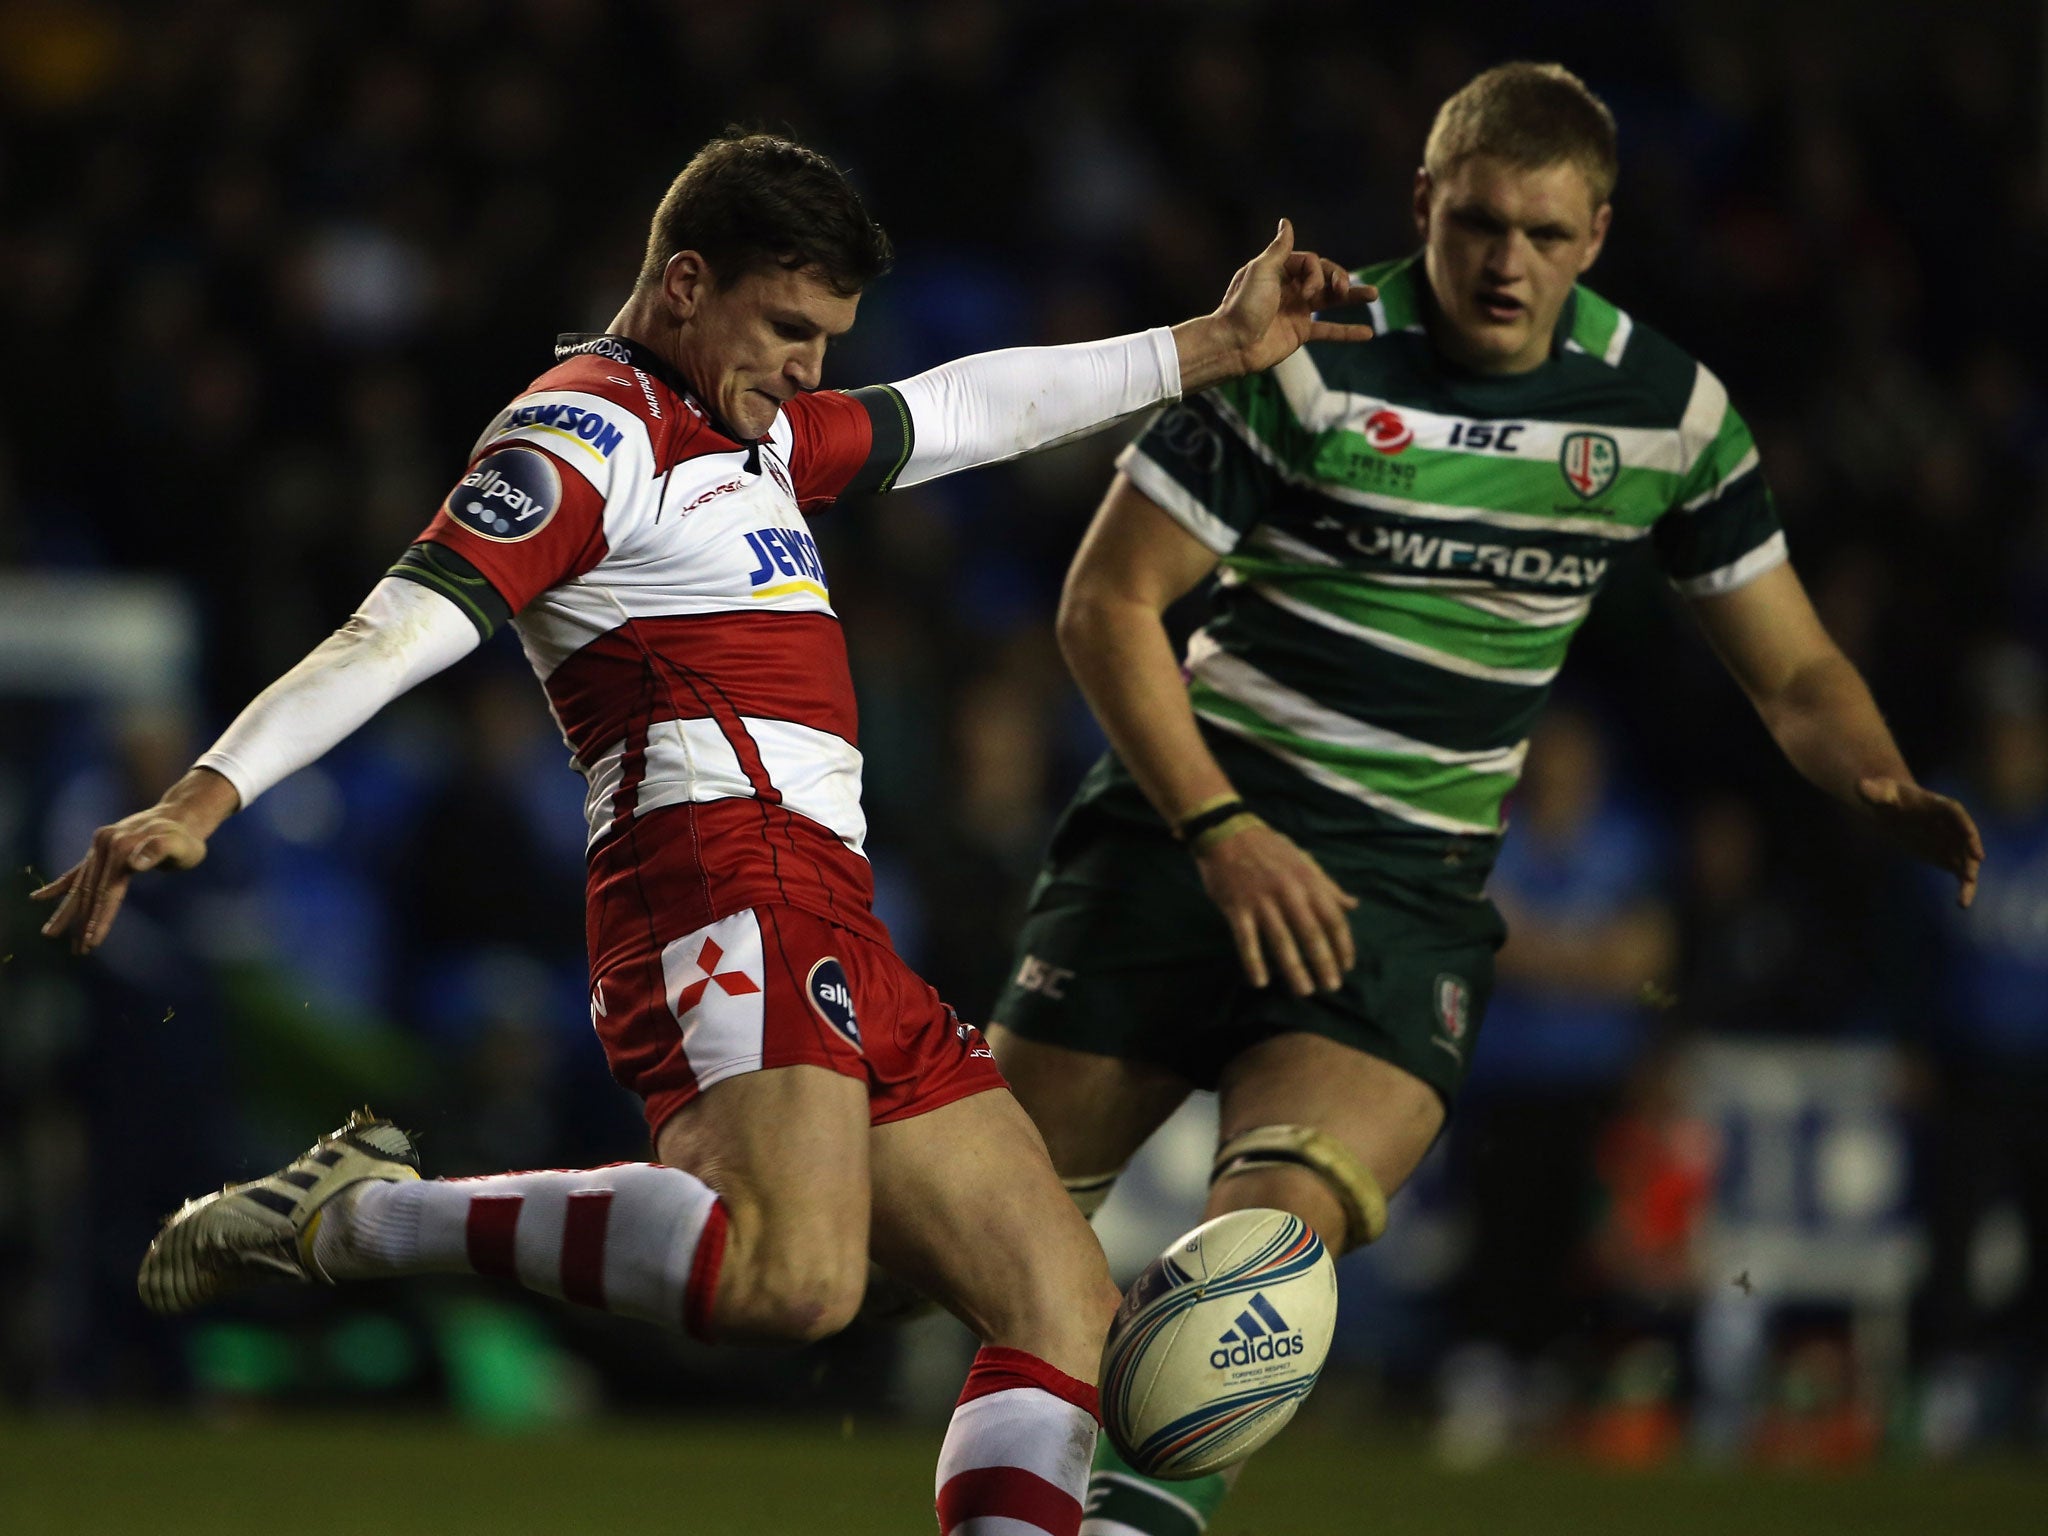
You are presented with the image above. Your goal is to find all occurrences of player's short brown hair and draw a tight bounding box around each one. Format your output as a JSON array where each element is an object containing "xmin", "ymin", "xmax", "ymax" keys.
[
  {"xmin": 639, "ymin": 130, "xmax": 893, "ymax": 295},
  {"xmin": 1424, "ymin": 63, "xmax": 1618, "ymax": 208}
]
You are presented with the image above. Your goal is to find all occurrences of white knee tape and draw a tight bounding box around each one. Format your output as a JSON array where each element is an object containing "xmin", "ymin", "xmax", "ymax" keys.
[{"xmin": 1210, "ymin": 1124, "xmax": 1388, "ymax": 1253}]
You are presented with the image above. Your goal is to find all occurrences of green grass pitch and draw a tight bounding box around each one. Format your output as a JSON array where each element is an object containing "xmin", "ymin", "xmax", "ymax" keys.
[{"xmin": 1, "ymin": 1418, "xmax": 2040, "ymax": 1534}]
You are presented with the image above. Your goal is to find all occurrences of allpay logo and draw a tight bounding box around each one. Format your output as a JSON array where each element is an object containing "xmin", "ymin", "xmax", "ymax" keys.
[{"xmin": 1210, "ymin": 1291, "xmax": 1305, "ymax": 1369}]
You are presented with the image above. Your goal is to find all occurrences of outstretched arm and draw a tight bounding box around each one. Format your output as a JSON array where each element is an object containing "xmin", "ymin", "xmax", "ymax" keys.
[
  {"xmin": 880, "ymin": 220, "xmax": 1372, "ymax": 490},
  {"xmin": 1689, "ymin": 560, "xmax": 1983, "ymax": 906},
  {"xmin": 34, "ymin": 577, "xmax": 479, "ymax": 953}
]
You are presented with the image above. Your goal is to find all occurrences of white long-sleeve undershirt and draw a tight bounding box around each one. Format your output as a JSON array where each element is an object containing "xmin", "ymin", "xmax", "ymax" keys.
[
  {"xmin": 891, "ymin": 326, "xmax": 1181, "ymax": 488},
  {"xmin": 191, "ymin": 327, "xmax": 1185, "ymax": 809},
  {"xmin": 195, "ymin": 577, "xmax": 479, "ymax": 808}
]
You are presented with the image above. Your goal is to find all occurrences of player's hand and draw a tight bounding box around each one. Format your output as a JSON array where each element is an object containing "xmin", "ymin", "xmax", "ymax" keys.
[
  {"xmin": 33, "ymin": 771, "xmax": 237, "ymax": 954},
  {"xmin": 1174, "ymin": 219, "xmax": 1377, "ymax": 393},
  {"xmin": 1857, "ymin": 776, "xmax": 1984, "ymax": 909},
  {"xmin": 1194, "ymin": 820, "xmax": 1361, "ymax": 996}
]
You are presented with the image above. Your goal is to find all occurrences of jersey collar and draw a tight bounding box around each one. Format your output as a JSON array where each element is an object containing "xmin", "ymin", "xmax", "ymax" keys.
[
  {"xmin": 1552, "ymin": 288, "xmax": 1580, "ymax": 357},
  {"xmin": 552, "ymin": 332, "xmax": 757, "ymax": 447}
]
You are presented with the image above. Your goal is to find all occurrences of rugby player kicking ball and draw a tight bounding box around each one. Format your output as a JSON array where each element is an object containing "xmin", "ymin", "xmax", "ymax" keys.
[{"xmin": 35, "ymin": 131, "xmax": 1374, "ymax": 1536}]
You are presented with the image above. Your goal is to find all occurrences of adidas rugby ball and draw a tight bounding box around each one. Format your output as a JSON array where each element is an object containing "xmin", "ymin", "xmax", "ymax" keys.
[{"xmin": 1100, "ymin": 1208, "xmax": 1336, "ymax": 1479}]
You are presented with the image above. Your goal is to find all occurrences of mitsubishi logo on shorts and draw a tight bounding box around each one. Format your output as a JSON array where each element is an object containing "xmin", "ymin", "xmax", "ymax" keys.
[
  {"xmin": 672, "ymin": 937, "xmax": 761, "ymax": 1015},
  {"xmin": 658, "ymin": 915, "xmax": 768, "ymax": 1076}
]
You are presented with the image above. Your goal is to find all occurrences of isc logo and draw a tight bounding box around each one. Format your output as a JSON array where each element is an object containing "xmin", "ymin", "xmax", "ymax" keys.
[
  {"xmin": 1446, "ymin": 420, "xmax": 1527, "ymax": 452},
  {"xmin": 1014, "ymin": 954, "xmax": 1075, "ymax": 1000}
]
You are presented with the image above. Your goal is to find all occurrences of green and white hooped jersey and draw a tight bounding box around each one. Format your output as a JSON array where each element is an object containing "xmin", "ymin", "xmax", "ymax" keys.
[{"xmin": 1118, "ymin": 254, "xmax": 1783, "ymax": 842}]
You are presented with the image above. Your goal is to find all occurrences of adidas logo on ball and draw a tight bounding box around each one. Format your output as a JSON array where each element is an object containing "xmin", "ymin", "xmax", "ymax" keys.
[
  {"xmin": 1210, "ymin": 1291, "xmax": 1305, "ymax": 1369},
  {"xmin": 1101, "ymin": 1209, "xmax": 1336, "ymax": 1480}
]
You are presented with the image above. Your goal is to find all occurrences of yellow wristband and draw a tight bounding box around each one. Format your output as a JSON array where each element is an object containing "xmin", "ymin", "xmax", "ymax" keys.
[
  {"xmin": 1191, "ymin": 811, "xmax": 1264, "ymax": 854},
  {"xmin": 1176, "ymin": 796, "xmax": 1247, "ymax": 843},
  {"xmin": 1175, "ymin": 792, "xmax": 1243, "ymax": 824}
]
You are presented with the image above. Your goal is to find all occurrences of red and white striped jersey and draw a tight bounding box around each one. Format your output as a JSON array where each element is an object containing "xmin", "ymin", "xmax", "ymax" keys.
[{"xmin": 414, "ymin": 334, "xmax": 911, "ymax": 944}]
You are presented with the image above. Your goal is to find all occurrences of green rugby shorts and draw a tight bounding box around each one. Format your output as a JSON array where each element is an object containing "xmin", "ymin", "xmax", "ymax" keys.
[{"xmin": 992, "ymin": 782, "xmax": 1506, "ymax": 1106}]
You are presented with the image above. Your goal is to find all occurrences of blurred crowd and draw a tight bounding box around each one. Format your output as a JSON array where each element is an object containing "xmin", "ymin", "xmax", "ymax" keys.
[{"xmin": 3, "ymin": 0, "xmax": 2047, "ymax": 1461}]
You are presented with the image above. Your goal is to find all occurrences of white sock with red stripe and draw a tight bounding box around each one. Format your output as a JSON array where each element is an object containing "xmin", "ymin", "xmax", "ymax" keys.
[
  {"xmin": 936, "ymin": 1346, "xmax": 1099, "ymax": 1536},
  {"xmin": 314, "ymin": 1164, "xmax": 727, "ymax": 1338}
]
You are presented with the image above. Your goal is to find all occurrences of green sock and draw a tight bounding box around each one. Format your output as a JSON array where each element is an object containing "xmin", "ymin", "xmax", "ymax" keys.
[{"xmin": 1082, "ymin": 1435, "xmax": 1238, "ymax": 1535}]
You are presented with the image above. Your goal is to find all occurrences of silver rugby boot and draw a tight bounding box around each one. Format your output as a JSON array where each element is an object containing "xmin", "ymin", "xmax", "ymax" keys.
[{"xmin": 137, "ymin": 1108, "xmax": 420, "ymax": 1316}]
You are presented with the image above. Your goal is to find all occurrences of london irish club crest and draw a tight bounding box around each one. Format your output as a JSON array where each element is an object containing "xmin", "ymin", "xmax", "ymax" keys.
[
  {"xmin": 1434, "ymin": 973, "xmax": 1471, "ymax": 1042},
  {"xmin": 1559, "ymin": 431, "xmax": 1619, "ymax": 499}
]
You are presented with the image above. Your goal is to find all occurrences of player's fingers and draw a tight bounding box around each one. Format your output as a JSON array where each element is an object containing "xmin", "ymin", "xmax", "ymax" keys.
[
  {"xmin": 1226, "ymin": 903, "xmax": 1270, "ymax": 989},
  {"xmin": 64, "ymin": 889, "xmax": 97, "ymax": 952},
  {"xmin": 1305, "ymin": 321, "xmax": 1377, "ymax": 344},
  {"xmin": 1276, "ymin": 250, "xmax": 1319, "ymax": 306},
  {"xmin": 1242, "ymin": 221, "xmax": 1295, "ymax": 288},
  {"xmin": 1281, "ymin": 886, "xmax": 1343, "ymax": 992},
  {"xmin": 1316, "ymin": 883, "xmax": 1358, "ymax": 974},
  {"xmin": 40, "ymin": 857, "xmax": 90, "ymax": 927},
  {"xmin": 1317, "ymin": 259, "xmax": 1375, "ymax": 307},
  {"xmin": 65, "ymin": 841, "xmax": 114, "ymax": 948},
  {"xmin": 1956, "ymin": 805, "xmax": 1985, "ymax": 862},
  {"xmin": 40, "ymin": 877, "xmax": 86, "ymax": 937},
  {"xmin": 128, "ymin": 836, "xmax": 176, "ymax": 873},
  {"xmin": 1921, "ymin": 793, "xmax": 1983, "ymax": 862},
  {"xmin": 30, "ymin": 865, "xmax": 80, "ymax": 903},
  {"xmin": 1255, "ymin": 898, "xmax": 1315, "ymax": 998},
  {"xmin": 73, "ymin": 833, "xmax": 130, "ymax": 951},
  {"xmin": 82, "ymin": 867, "xmax": 133, "ymax": 953}
]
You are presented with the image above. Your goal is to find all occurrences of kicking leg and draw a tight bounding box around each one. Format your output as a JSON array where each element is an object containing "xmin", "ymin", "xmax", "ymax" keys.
[
  {"xmin": 152, "ymin": 1066, "xmax": 874, "ymax": 1346},
  {"xmin": 339, "ymin": 1063, "xmax": 870, "ymax": 1341},
  {"xmin": 654, "ymin": 1062, "xmax": 870, "ymax": 1340},
  {"xmin": 870, "ymin": 1087, "xmax": 1122, "ymax": 1536},
  {"xmin": 319, "ymin": 1152, "xmax": 730, "ymax": 1333},
  {"xmin": 1085, "ymin": 1034, "xmax": 1443, "ymax": 1536}
]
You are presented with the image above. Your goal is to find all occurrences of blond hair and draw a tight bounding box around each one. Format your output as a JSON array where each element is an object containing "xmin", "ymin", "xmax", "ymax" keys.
[{"xmin": 1424, "ymin": 62, "xmax": 1618, "ymax": 206}]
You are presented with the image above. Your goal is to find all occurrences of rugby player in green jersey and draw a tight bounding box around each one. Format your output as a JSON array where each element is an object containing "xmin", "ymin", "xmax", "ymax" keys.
[{"xmin": 988, "ymin": 62, "xmax": 1985, "ymax": 1535}]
